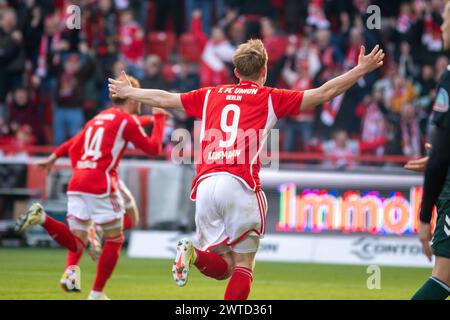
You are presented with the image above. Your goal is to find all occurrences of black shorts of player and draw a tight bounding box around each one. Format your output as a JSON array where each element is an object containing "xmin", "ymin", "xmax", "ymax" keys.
[{"xmin": 432, "ymin": 198, "xmax": 450, "ymax": 258}]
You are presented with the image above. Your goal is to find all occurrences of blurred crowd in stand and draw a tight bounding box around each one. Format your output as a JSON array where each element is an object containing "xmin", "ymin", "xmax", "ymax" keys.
[{"xmin": 0, "ymin": 0, "xmax": 448, "ymax": 167}]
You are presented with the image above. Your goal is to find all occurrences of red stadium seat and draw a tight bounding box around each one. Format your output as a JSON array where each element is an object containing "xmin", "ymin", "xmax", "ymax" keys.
[
  {"xmin": 147, "ymin": 31, "xmax": 176, "ymax": 62},
  {"xmin": 179, "ymin": 33, "xmax": 204, "ymax": 63}
]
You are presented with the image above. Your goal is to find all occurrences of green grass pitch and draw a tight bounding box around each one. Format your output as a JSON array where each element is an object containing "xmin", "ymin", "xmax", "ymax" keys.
[{"xmin": 0, "ymin": 248, "xmax": 433, "ymax": 300}]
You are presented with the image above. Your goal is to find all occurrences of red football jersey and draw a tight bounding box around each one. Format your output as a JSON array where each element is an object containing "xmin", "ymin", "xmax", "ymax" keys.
[
  {"xmin": 181, "ymin": 80, "xmax": 304, "ymax": 199},
  {"xmin": 54, "ymin": 114, "xmax": 156, "ymax": 158},
  {"xmin": 65, "ymin": 107, "xmax": 165, "ymax": 196}
]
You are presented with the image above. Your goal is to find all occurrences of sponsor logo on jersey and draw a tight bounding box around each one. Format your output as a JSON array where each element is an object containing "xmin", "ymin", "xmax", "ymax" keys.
[
  {"xmin": 76, "ymin": 160, "xmax": 98, "ymax": 169},
  {"xmin": 433, "ymin": 88, "xmax": 450, "ymax": 113}
]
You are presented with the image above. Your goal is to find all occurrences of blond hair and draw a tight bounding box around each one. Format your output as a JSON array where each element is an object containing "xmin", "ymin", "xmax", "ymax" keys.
[{"xmin": 232, "ymin": 39, "xmax": 268, "ymax": 80}]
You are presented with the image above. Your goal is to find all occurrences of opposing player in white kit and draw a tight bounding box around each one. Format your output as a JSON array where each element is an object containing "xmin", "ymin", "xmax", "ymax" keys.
[{"xmin": 109, "ymin": 39, "xmax": 384, "ymax": 300}]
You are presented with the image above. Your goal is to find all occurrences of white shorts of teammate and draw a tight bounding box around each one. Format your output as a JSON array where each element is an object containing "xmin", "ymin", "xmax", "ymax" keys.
[
  {"xmin": 195, "ymin": 174, "xmax": 267, "ymax": 255},
  {"xmin": 67, "ymin": 192, "xmax": 125, "ymax": 231}
]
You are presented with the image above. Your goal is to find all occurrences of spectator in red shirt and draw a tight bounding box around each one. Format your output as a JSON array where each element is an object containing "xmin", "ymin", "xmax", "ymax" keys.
[
  {"xmin": 7, "ymin": 87, "xmax": 44, "ymax": 144},
  {"xmin": 357, "ymin": 89, "xmax": 387, "ymax": 156},
  {"xmin": 316, "ymin": 128, "xmax": 386, "ymax": 169},
  {"xmin": 0, "ymin": 124, "xmax": 35, "ymax": 160},
  {"xmin": 118, "ymin": 9, "xmax": 145, "ymax": 79}
]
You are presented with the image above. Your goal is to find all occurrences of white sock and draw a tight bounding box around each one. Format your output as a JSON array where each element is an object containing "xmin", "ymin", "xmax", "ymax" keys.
[{"xmin": 89, "ymin": 290, "xmax": 103, "ymax": 298}]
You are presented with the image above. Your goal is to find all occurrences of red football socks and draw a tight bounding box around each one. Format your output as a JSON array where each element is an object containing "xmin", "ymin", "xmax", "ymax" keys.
[
  {"xmin": 42, "ymin": 215, "xmax": 84, "ymax": 252},
  {"xmin": 224, "ymin": 266, "xmax": 253, "ymax": 300},
  {"xmin": 65, "ymin": 240, "xmax": 86, "ymax": 268},
  {"xmin": 194, "ymin": 248, "xmax": 229, "ymax": 280},
  {"xmin": 92, "ymin": 235, "xmax": 124, "ymax": 292}
]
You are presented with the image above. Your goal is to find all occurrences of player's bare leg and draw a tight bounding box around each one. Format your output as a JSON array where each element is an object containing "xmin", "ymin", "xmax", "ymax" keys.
[
  {"xmin": 88, "ymin": 220, "xmax": 124, "ymax": 300},
  {"xmin": 87, "ymin": 208, "xmax": 135, "ymax": 262},
  {"xmin": 432, "ymin": 256, "xmax": 450, "ymax": 285},
  {"xmin": 413, "ymin": 256, "xmax": 450, "ymax": 299},
  {"xmin": 217, "ymin": 252, "xmax": 235, "ymax": 280}
]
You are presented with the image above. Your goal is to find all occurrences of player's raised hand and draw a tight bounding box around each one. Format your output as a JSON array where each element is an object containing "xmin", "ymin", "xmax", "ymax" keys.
[
  {"xmin": 357, "ymin": 44, "xmax": 384, "ymax": 74},
  {"xmin": 108, "ymin": 71, "xmax": 132, "ymax": 99},
  {"xmin": 419, "ymin": 222, "xmax": 433, "ymax": 261}
]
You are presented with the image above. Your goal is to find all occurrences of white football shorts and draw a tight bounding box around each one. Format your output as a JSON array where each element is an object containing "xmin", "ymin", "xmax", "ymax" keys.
[
  {"xmin": 67, "ymin": 192, "xmax": 125, "ymax": 228},
  {"xmin": 195, "ymin": 174, "xmax": 267, "ymax": 254}
]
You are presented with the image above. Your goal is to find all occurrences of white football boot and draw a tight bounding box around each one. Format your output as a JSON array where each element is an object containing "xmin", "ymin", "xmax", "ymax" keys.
[
  {"xmin": 15, "ymin": 203, "xmax": 44, "ymax": 233},
  {"xmin": 172, "ymin": 238, "xmax": 196, "ymax": 287}
]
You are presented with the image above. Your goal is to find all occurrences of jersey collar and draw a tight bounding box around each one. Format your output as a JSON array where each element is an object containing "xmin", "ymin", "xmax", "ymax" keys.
[{"xmin": 239, "ymin": 80, "xmax": 260, "ymax": 87}]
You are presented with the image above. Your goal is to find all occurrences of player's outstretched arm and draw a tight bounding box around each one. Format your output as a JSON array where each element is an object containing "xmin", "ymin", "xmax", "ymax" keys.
[
  {"xmin": 108, "ymin": 71, "xmax": 184, "ymax": 110},
  {"xmin": 37, "ymin": 134, "xmax": 79, "ymax": 172},
  {"xmin": 411, "ymin": 127, "xmax": 450, "ymax": 261},
  {"xmin": 419, "ymin": 126, "xmax": 450, "ymax": 224},
  {"xmin": 124, "ymin": 112, "xmax": 166, "ymax": 157},
  {"xmin": 300, "ymin": 45, "xmax": 384, "ymax": 111}
]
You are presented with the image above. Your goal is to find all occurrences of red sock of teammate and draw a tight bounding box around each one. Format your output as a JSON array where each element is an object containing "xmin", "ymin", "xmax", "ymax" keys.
[
  {"xmin": 194, "ymin": 248, "xmax": 229, "ymax": 279},
  {"xmin": 92, "ymin": 235, "xmax": 124, "ymax": 292},
  {"xmin": 224, "ymin": 266, "xmax": 253, "ymax": 300},
  {"xmin": 42, "ymin": 215, "xmax": 84, "ymax": 252},
  {"xmin": 65, "ymin": 243, "xmax": 85, "ymax": 268},
  {"xmin": 123, "ymin": 214, "xmax": 134, "ymax": 230}
]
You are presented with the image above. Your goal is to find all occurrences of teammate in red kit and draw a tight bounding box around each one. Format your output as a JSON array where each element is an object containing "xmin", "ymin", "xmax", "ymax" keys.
[
  {"xmin": 109, "ymin": 39, "xmax": 384, "ymax": 300},
  {"xmin": 15, "ymin": 75, "xmax": 166, "ymax": 300},
  {"xmin": 36, "ymin": 113, "xmax": 162, "ymax": 286},
  {"xmin": 40, "ymin": 113, "xmax": 157, "ymax": 232}
]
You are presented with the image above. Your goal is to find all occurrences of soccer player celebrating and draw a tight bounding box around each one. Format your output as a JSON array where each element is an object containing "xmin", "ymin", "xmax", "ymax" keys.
[
  {"xmin": 15, "ymin": 75, "xmax": 166, "ymax": 300},
  {"xmin": 404, "ymin": 0, "xmax": 450, "ymax": 300},
  {"xmin": 37, "ymin": 113, "xmax": 159, "ymax": 286},
  {"xmin": 39, "ymin": 113, "xmax": 158, "ymax": 232},
  {"xmin": 109, "ymin": 39, "xmax": 383, "ymax": 300}
]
